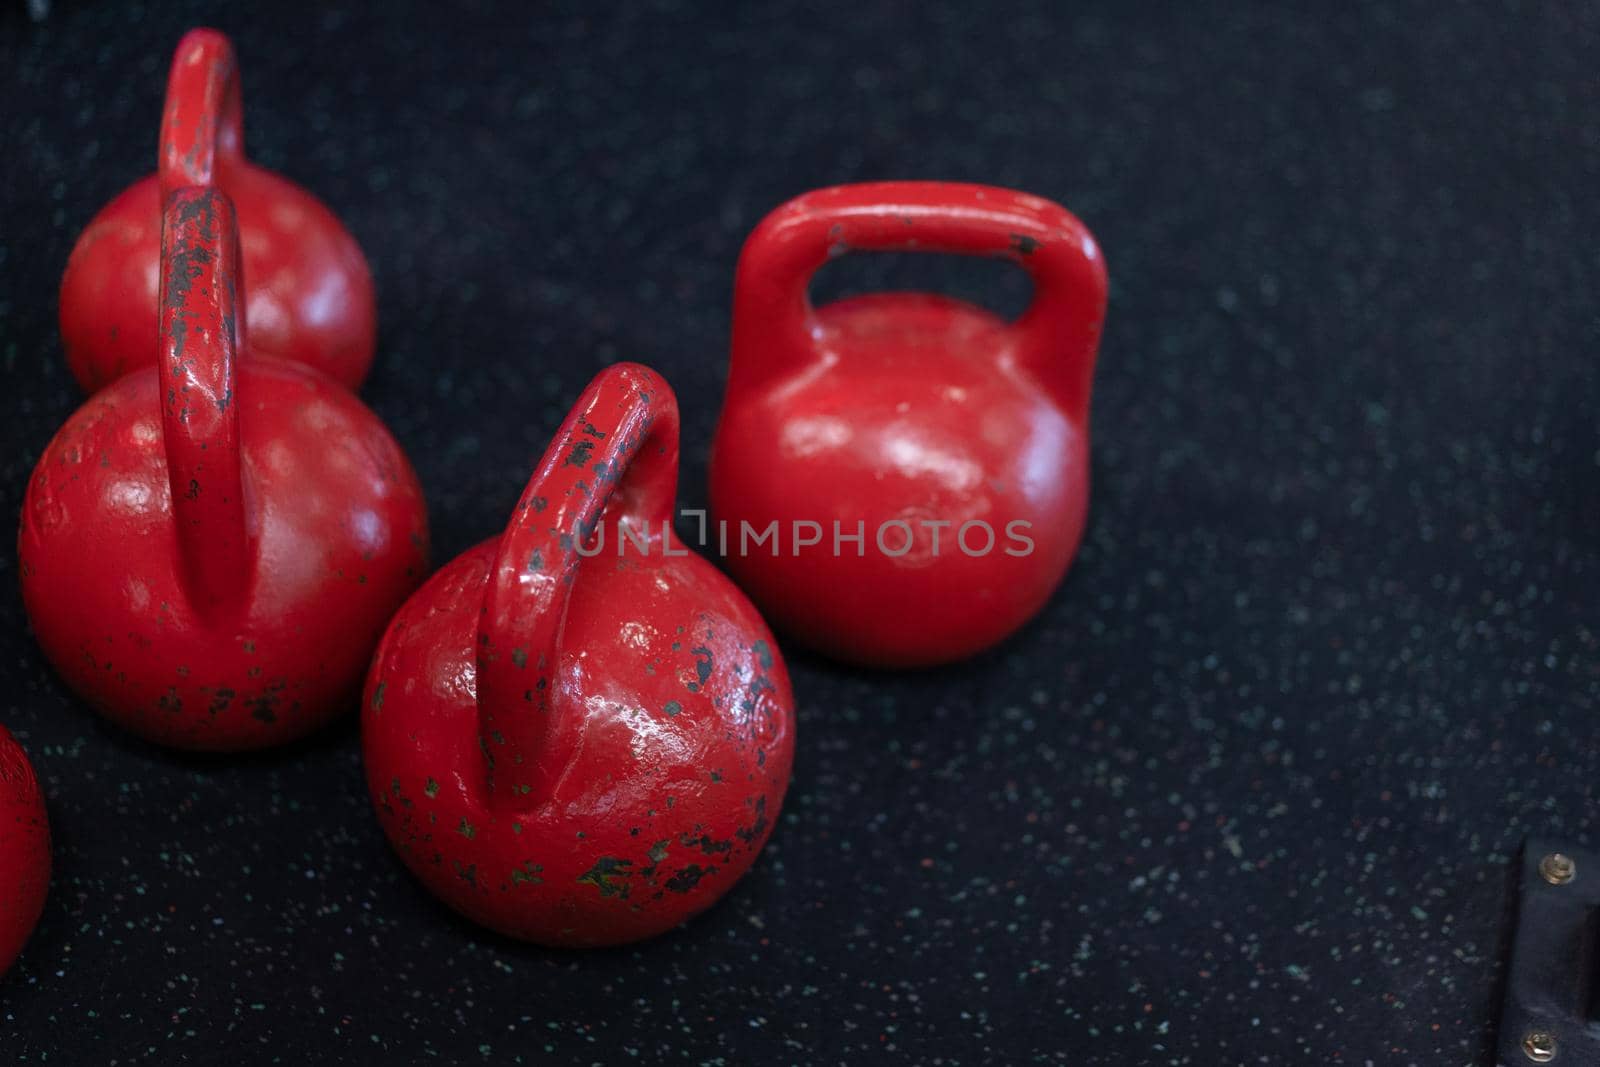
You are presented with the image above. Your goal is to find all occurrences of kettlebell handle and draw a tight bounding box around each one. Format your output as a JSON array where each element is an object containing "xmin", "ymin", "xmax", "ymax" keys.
[
  {"xmin": 159, "ymin": 187, "xmax": 252, "ymax": 621},
  {"xmin": 159, "ymin": 29, "xmax": 245, "ymax": 197},
  {"xmin": 730, "ymin": 182, "xmax": 1109, "ymax": 417},
  {"xmin": 476, "ymin": 363, "xmax": 681, "ymax": 807}
]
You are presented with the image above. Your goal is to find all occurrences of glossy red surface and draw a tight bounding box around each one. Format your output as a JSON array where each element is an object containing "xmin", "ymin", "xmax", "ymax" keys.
[
  {"xmin": 710, "ymin": 182, "xmax": 1109, "ymax": 667},
  {"xmin": 0, "ymin": 725, "xmax": 50, "ymax": 978},
  {"xmin": 20, "ymin": 188, "xmax": 427, "ymax": 751},
  {"xmin": 362, "ymin": 364, "xmax": 795, "ymax": 947},
  {"xmin": 59, "ymin": 29, "xmax": 375, "ymax": 393}
]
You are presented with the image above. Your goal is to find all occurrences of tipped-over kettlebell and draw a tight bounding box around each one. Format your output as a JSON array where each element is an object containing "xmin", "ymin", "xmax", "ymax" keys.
[
  {"xmin": 22, "ymin": 187, "xmax": 427, "ymax": 751},
  {"xmin": 711, "ymin": 182, "xmax": 1109, "ymax": 667},
  {"xmin": 59, "ymin": 29, "xmax": 376, "ymax": 393},
  {"xmin": 362, "ymin": 363, "xmax": 795, "ymax": 947},
  {"xmin": 0, "ymin": 725, "xmax": 49, "ymax": 978}
]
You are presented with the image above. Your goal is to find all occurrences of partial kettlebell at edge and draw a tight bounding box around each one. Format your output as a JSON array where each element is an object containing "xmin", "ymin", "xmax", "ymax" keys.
[
  {"xmin": 59, "ymin": 29, "xmax": 376, "ymax": 393},
  {"xmin": 710, "ymin": 182, "xmax": 1109, "ymax": 668},
  {"xmin": 362, "ymin": 363, "xmax": 795, "ymax": 947},
  {"xmin": 0, "ymin": 725, "xmax": 50, "ymax": 978},
  {"xmin": 21, "ymin": 187, "xmax": 428, "ymax": 751}
]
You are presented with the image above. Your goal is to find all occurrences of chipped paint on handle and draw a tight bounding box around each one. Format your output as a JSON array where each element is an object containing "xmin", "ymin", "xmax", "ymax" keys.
[
  {"xmin": 478, "ymin": 363, "xmax": 680, "ymax": 807},
  {"xmin": 158, "ymin": 29, "xmax": 244, "ymax": 197},
  {"xmin": 159, "ymin": 187, "xmax": 251, "ymax": 621}
]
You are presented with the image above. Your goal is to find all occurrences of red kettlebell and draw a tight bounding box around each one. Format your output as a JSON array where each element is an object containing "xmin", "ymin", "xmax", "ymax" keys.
[
  {"xmin": 59, "ymin": 28, "xmax": 375, "ymax": 393},
  {"xmin": 20, "ymin": 188, "xmax": 428, "ymax": 751},
  {"xmin": 710, "ymin": 182, "xmax": 1109, "ymax": 668},
  {"xmin": 0, "ymin": 725, "xmax": 50, "ymax": 978},
  {"xmin": 363, "ymin": 363, "xmax": 794, "ymax": 947}
]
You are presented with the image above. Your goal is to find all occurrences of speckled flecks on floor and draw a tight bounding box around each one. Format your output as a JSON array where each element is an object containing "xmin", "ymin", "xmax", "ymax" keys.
[{"xmin": 2, "ymin": 2, "xmax": 1598, "ymax": 1064}]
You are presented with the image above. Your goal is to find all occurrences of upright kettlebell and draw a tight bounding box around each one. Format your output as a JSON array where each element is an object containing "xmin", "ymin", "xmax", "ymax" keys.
[
  {"xmin": 59, "ymin": 29, "xmax": 375, "ymax": 393},
  {"xmin": 0, "ymin": 725, "xmax": 50, "ymax": 978},
  {"xmin": 21, "ymin": 188, "xmax": 427, "ymax": 751},
  {"xmin": 362, "ymin": 363, "xmax": 795, "ymax": 947},
  {"xmin": 711, "ymin": 182, "xmax": 1108, "ymax": 667}
]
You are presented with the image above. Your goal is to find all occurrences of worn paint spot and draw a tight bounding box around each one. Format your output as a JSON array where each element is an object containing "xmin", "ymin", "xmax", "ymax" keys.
[
  {"xmin": 665, "ymin": 864, "xmax": 714, "ymax": 894},
  {"xmin": 371, "ymin": 682, "xmax": 386, "ymax": 711},
  {"xmin": 424, "ymin": 777, "xmax": 439, "ymax": 798},
  {"xmin": 690, "ymin": 646, "xmax": 713, "ymax": 691},
  {"xmin": 247, "ymin": 684, "xmax": 283, "ymax": 724},
  {"xmin": 679, "ymin": 831, "xmax": 733, "ymax": 856},
  {"xmin": 564, "ymin": 439, "xmax": 595, "ymax": 468},
  {"xmin": 1010, "ymin": 233, "xmax": 1040, "ymax": 255},
  {"xmin": 457, "ymin": 818, "xmax": 476, "ymax": 839},
  {"xmin": 736, "ymin": 795, "xmax": 770, "ymax": 844},
  {"xmin": 663, "ymin": 700, "xmax": 681, "ymax": 718},
  {"xmin": 577, "ymin": 856, "xmax": 632, "ymax": 899}
]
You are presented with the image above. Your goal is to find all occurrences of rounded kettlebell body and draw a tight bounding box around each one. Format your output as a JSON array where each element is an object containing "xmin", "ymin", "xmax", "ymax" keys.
[
  {"xmin": 58, "ymin": 29, "xmax": 375, "ymax": 393},
  {"xmin": 711, "ymin": 183, "xmax": 1108, "ymax": 667},
  {"xmin": 363, "ymin": 364, "xmax": 795, "ymax": 948},
  {"xmin": 21, "ymin": 189, "xmax": 427, "ymax": 751},
  {"xmin": 0, "ymin": 726, "xmax": 50, "ymax": 977}
]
